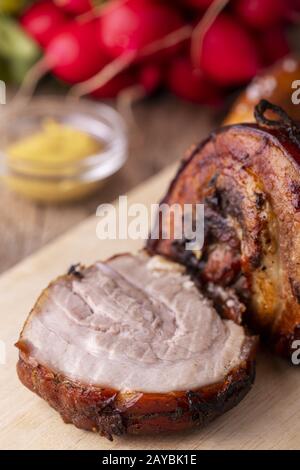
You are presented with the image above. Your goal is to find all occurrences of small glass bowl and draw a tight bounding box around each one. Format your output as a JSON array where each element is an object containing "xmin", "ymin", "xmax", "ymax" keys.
[{"xmin": 0, "ymin": 96, "xmax": 128, "ymax": 203}]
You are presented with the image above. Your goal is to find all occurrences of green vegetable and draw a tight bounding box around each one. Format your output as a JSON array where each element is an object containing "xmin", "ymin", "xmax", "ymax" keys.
[
  {"xmin": 0, "ymin": 14, "xmax": 40, "ymax": 84},
  {"xmin": 0, "ymin": 55, "xmax": 9, "ymax": 81},
  {"xmin": 0, "ymin": 0, "xmax": 28, "ymax": 15}
]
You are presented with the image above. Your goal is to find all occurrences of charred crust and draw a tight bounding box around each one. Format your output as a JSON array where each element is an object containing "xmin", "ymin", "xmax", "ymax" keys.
[
  {"xmin": 205, "ymin": 282, "xmax": 246, "ymax": 324},
  {"xmin": 16, "ymin": 344, "xmax": 256, "ymax": 439},
  {"xmin": 96, "ymin": 409, "xmax": 125, "ymax": 441},
  {"xmin": 186, "ymin": 355, "xmax": 255, "ymax": 425},
  {"xmin": 248, "ymin": 252, "xmax": 262, "ymax": 270},
  {"xmin": 289, "ymin": 181, "xmax": 300, "ymax": 211},
  {"xmin": 170, "ymin": 239, "xmax": 199, "ymax": 270},
  {"xmin": 254, "ymin": 99, "xmax": 300, "ymax": 148},
  {"xmin": 255, "ymin": 192, "xmax": 266, "ymax": 210},
  {"xmin": 67, "ymin": 263, "xmax": 84, "ymax": 279},
  {"xmin": 208, "ymin": 173, "xmax": 219, "ymax": 188},
  {"xmin": 94, "ymin": 395, "xmax": 126, "ymax": 440},
  {"xmin": 289, "ymin": 278, "xmax": 300, "ymax": 304}
]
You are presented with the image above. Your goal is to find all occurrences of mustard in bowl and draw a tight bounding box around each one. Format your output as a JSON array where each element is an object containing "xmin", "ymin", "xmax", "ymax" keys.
[{"xmin": 0, "ymin": 97, "xmax": 127, "ymax": 203}]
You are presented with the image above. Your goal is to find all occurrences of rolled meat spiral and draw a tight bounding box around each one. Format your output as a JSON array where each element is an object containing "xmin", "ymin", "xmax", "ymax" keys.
[{"xmin": 16, "ymin": 253, "xmax": 256, "ymax": 440}]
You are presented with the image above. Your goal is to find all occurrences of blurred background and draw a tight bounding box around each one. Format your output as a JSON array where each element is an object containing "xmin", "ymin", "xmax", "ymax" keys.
[{"xmin": 0, "ymin": 0, "xmax": 299, "ymax": 274}]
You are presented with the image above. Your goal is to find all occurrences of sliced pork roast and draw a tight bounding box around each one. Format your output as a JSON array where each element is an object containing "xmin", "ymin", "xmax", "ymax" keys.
[
  {"xmin": 16, "ymin": 252, "xmax": 256, "ymax": 440},
  {"xmin": 148, "ymin": 100, "xmax": 300, "ymax": 359}
]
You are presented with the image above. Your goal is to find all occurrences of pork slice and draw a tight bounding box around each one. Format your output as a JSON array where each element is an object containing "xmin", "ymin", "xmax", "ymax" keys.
[{"xmin": 16, "ymin": 252, "xmax": 256, "ymax": 439}]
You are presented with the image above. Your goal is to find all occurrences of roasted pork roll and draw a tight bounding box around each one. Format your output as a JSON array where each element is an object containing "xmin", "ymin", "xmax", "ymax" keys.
[
  {"xmin": 16, "ymin": 252, "xmax": 256, "ymax": 440},
  {"xmin": 148, "ymin": 100, "xmax": 300, "ymax": 360},
  {"xmin": 224, "ymin": 56, "xmax": 300, "ymax": 126}
]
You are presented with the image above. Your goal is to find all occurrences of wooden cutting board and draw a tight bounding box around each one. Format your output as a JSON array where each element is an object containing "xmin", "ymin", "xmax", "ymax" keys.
[{"xmin": 1, "ymin": 163, "xmax": 300, "ymax": 450}]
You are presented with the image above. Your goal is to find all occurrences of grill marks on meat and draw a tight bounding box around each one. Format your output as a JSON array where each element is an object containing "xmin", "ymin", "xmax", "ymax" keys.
[
  {"xmin": 147, "ymin": 123, "xmax": 300, "ymax": 359},
  {"xmin": 16, "ymin": 252, "xmax": 256, "ymax": 439}
]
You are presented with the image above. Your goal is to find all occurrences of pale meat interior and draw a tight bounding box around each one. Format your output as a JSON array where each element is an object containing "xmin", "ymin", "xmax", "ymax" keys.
[{"xmin": 20, "ymin": 252, "xmax": 248, "ymax": 393}]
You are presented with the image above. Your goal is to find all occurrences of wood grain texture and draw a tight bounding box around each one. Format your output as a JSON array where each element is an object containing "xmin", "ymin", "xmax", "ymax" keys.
[
  {"xmin": 0, "ymin": 164, "xmax": 300, "ymax": 450},
  {"xmin": 0, "ymin": 95, "xmax": 216, "ymax": 274}
]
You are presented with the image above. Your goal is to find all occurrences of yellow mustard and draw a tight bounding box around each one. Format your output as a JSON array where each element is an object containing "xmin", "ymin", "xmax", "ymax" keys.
[{"xmin": 5, "ymin": 120, "xmax": 104, "ymax": 203}]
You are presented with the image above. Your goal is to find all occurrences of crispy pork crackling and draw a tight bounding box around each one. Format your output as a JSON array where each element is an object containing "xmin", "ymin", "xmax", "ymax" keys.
[{"xmin": 148, "ymin": 100, "xmax": 300, "ymax": 359}]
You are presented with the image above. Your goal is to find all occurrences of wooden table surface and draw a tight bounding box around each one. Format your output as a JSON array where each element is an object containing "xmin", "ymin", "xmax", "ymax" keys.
[{"xmin": 0, "ymin": 95, "xmax": 217, "ymax": 275}]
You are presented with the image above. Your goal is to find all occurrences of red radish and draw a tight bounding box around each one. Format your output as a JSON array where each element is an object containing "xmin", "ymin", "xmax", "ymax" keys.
[
  {"xmin": 91, "ymin": 69, "xmax": 136, "ymax": 99},
  {"xmin": 184, "ymin": 0, "xmax": 214, "ymax": 9},
  {"xmin": 289, "ymin": 0, "xmax": 300, "ymax": 10},
  {"xmin": 260, "ymin": 27, "xmax": 290, "ymax": 65},
  {"xmin": 98, "ymin": 0, "xmax": 184, "ymax": 60},
  {"xmin": 54, "ymin": 0, "xmax": 92, "ymax": 16},
  {"xmin": 167, "ymin": 56, "xmax": 222, "ymax": 105},
  {"xmin": 69, "ymin": 0, "xmax": 190, "ymax": 98},
  {"xmin": 198, "ymin": 13, "xmax": 261, "ymax": 86},
  {"xmin": 91, "ymin": 63, "xmax": 162, "ymax": 99},
  {"xmin": 138, "ymin": 63, "xmax": 162, "ymax": 94},
  {"xmin": 20, "ymin": 1, "xmax": 67, "ymax": 48},
  {"xmin": 234, "ymin": 0, "xmax": 287, "ymax": 30},
  {"xmin": 285, "ymin": 1, "xmax": 300, "ymax": 21},
  {"xmin": 46, "ymin": 21, "xmax": 108, "ymax": 84}
]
